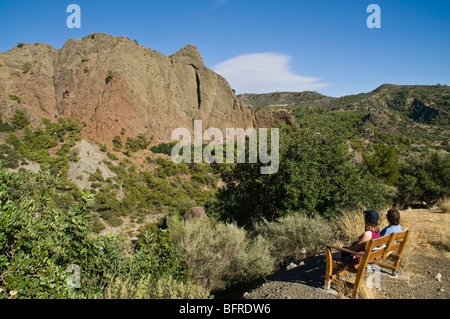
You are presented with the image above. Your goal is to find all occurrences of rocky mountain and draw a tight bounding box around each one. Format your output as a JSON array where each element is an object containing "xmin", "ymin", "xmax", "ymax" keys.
[{"xmin": 0, "ymin": 33, "xmax": 289, "ymax": 148}]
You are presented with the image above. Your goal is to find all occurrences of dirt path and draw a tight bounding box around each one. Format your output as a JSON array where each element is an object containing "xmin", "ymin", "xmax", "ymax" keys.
[{"xmin": 243, "ymin": 209, "xmax": 450, "ymax": 299}]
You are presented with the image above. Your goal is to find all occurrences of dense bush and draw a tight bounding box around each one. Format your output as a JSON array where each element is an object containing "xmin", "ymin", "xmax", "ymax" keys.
[
  {"xmin": 396, "ymin": 149, "xmax": 450, "ymax": 207},
  {"xmin": 112, "ymin": 136, "xmax": 122, "ymax": 151},
  {"xmin": 169, "ymin": 218, "xmax": 275, "ymax": 292}
]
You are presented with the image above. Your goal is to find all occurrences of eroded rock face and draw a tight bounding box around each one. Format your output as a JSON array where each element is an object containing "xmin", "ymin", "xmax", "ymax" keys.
[{"xmin": 0, "ymin": 33, "xmax": 289, "ymax": 147}]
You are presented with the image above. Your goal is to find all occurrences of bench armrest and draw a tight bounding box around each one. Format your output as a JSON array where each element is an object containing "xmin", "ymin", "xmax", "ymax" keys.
[{"xmin": 326, "ymin": 244, "xmax": 364, "ymax": 257}]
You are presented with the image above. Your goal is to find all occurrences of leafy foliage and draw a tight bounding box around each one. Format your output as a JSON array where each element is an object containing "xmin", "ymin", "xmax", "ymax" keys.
[
  {"xmin": 396, "ymin": 149, "xmax": 450, "ymax": 207},
  {"xmin": 363, "ymin": 143, "xmax": 399, "ymax": 186},
  {"xmin": 0, "ymin": 167, "xmax": 203, "ymax": 299},
  {"xmin": 213, "ymin": 129, "xmax": 393, "ymax": 227}
]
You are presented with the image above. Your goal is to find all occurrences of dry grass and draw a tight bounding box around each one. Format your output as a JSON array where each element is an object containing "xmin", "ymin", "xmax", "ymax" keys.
[
  {"xmin": 332, "ymin": 209, "xmax": 391, "ymax": 245},
  {"xmin": 439, "ymin": 197, "xmax": 450, "ymax": 214},
  {"xmin": 393, "ymin": 208, "xmax": 450, "ymax": 276},
  {"xmin": 103, "ymin": 275, "xmax": 212, "ymax": 299}
]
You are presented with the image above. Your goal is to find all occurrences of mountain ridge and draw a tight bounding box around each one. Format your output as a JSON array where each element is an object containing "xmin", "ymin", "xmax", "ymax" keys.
[{"xmin": 0, "ymin": 33, "xmax": 289, "ymax": 149}]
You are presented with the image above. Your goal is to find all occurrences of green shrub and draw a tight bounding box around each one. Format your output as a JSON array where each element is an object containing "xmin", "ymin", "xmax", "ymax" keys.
[
  {"xmin": 254, "ymin": 213, "xmax": 333, "ymax": 264},
  {"xmin": 107, "ymin": 152, "xmax": 119, "ymax": 160},
  {"xmin": 22, "ymin": 62, "xmax": 32, "ymax": 73},
  {"xmin": 0, "ymin": 116, "xmax": 15, "ymax": 132},
  {"xmin": 0, "ymin": 168, "xmax": 97, "ymax": 298},
  {"xmin": 0, "ymin": 144, "xmax": 21, "ymax": 169},
  {"xmin": 132, "ymin": 229, "xmax": 188, "ymax": 280},
  {"xmin": 126, "ymin": 134, "xmax": 150, "ymax": 152},
  {"xmin": 88, "ymin": 168, "xmax": 105, "ymax": 182},
  {"xmin": 169, "ymin": 219, "xmax": 275, "ymax": 292},
  {"xmin": 10, "ymin": 110, "xmax": 29, "ymax": 128},
  {"xmin": 173, "ymin": 196, "xmax": 196, "ymax": 216},
  {"xmin": 9, "ymin": 94, "xmax": 21, "ymax": 103},
  {"xmin": 107, "ymin": 216, "xmax": 123, "ymax": 227},
  {"xmin": 105, "ymin": 70, "xmax": 114, "ymax": 84},
  {"xmin": 150, "ymin": 142, "xmax": 177, "ymax": 156},
  {"xmin": 113, "ymin": 136, "xmax": 122, "ymax": 151}
]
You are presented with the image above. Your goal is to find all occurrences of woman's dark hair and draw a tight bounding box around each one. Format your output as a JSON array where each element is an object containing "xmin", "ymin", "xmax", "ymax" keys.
[
  {"xmin": 386, "ymin": 208, "xmax": 400, "ymax": 226},
  {"xmin": 364, "ymin": 219, "xmax": 380, "ymax": 233}
]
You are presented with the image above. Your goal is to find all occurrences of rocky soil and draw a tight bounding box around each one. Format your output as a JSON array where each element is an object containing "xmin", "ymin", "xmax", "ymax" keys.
[{"xmin": 242, "ymin": 209, "xmax": 450, "ymax": 299}]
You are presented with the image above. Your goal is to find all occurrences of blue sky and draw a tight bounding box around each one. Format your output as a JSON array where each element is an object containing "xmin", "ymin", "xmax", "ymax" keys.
[{"xmin": 0, "ymin": 0, "xmax": 449, "ymax": 97}]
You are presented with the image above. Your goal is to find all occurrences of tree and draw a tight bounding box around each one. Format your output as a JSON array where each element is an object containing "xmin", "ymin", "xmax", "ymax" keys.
[
  {"xmin": 363, "ymin": 143, "xmax": 399, "ymax": 186},
  {"xmin": 213, "ymin": 129, "xmax": 393, "ymax": 227},
  {"xmin": 396, "ymin": 149, "xmax": 450, "ymax": 207},
  {"xmin": 10, "ymin": 110, "xmax": 29, "ymax": 129}
]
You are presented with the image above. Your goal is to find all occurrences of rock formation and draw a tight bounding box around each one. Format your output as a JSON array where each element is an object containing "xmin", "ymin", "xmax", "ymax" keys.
[
  {"xmin": 184, "ymin": 207, "xmax": 208, "ymax": 221},
  {"xmin": 0, "ymin": 33, "xmax": 290, "ymax": 147}
]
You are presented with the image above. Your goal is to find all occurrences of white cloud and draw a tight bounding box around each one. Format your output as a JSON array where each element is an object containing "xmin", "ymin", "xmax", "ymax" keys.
[{"xmin": 212, "ymin": 52, "xmax": 330, "ymax": 94}]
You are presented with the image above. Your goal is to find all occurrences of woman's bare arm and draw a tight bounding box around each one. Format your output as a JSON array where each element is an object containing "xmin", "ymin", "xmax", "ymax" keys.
[{"xmin": 348, "ymin": 231, "xmax": 372, "ymax": 251}]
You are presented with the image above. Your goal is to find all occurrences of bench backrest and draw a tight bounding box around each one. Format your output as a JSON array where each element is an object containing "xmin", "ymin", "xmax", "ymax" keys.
[{"xmin": 364, "ymin": 230, "xmax": 410, "ymax": 262}]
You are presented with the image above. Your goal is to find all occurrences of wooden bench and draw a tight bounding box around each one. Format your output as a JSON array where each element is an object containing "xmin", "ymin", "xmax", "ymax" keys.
[{"xmin": 324, "ymin": 230, "xmax": 410, "ymax": 298}]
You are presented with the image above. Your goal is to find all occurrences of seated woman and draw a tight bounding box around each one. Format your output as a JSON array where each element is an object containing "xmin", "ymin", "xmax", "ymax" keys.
[
  {"xmin": 333, "ymin": 210, "xmax": 381, "ymax": 263},
  {"xmin": 380, "ymin": 208, "xmax": 402, "ymax": 237}
]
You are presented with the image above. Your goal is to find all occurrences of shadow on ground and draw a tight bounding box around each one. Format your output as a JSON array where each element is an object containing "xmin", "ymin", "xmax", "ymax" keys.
[{"xmin": 267, "ymin": 255, "xmax": 327, "ymax": 288}]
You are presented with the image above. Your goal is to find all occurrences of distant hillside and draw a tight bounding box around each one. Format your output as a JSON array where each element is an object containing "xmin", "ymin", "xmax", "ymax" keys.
[
  {"xmin": 239, "ymin": 84, "xmax": 450, "ymax": 155},
  {"xmin": 238, "ymin": 91, "xmax": 336, "ymax": 110}
]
